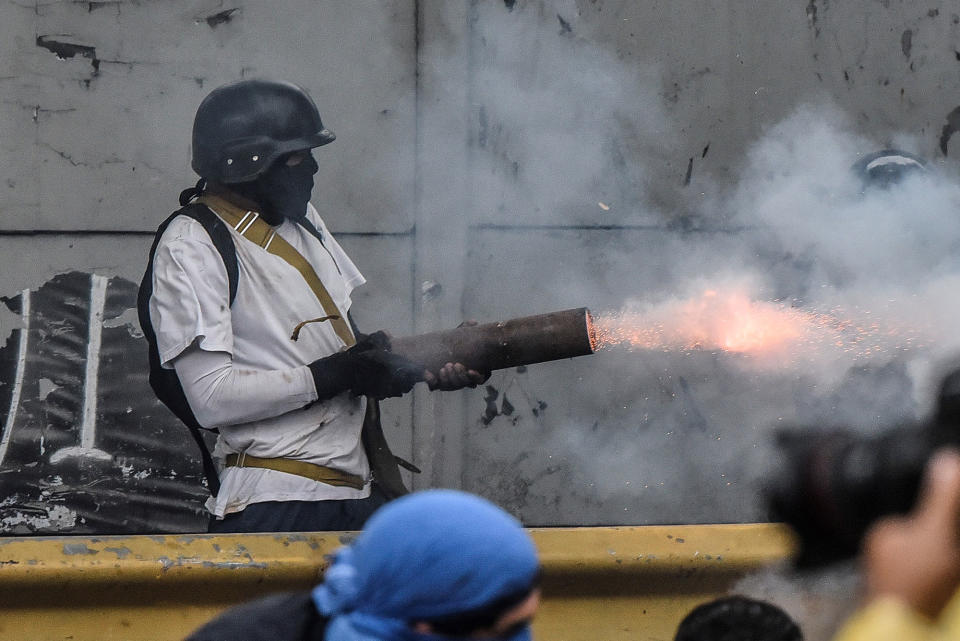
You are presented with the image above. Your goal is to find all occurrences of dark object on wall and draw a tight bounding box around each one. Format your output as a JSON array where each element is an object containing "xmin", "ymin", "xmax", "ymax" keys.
[
  {"xmin": 851, "ymin": 148, "xmax": 927, "ymax": 190},
  {"xmin": 766, "ymin": 368, "xmax": 960, "ymax": 567},
  {"xmin": 0, "ymin": 271, "xmax": 210, "ymax": 535},
  {"xmin": 390, "ymin": 307, "xmax": 595, "ymax": 374}
]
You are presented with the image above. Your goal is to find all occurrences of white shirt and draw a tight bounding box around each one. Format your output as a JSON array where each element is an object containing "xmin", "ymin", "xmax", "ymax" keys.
[{"xmin": 149, "ymin": 202, "xmax": 371, "ymax": 517}]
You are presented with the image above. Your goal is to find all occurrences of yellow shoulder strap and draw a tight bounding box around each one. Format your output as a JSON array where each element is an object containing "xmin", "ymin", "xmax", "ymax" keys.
[{"xmin": 197, "ymin": 195, "xmax": 356, "ymax": 347}]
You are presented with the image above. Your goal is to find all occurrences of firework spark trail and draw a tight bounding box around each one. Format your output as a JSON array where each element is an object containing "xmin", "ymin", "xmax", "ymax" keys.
[{"xmin": 590, "ymin": 289, "xmax": 928, "ymax": 366}]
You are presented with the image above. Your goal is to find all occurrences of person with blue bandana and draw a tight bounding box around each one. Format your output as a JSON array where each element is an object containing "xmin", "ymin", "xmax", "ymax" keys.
[{"xmin": 184, "ymin": 489, "xmax": 542, "ymax": 641}]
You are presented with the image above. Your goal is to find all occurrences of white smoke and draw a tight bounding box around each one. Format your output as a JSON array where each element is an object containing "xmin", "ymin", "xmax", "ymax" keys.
[
  {"xmin": 726, "ymin": 104, "xmax": 960, "ymax": 409},
  {"xmin": 733, "ymin": 564, "xmax": 863, "ymax": 641},
  {"xmin": 467, "ymin": 1, "xmax": 671, "ymax": 227},
  {"xmin": 446, "ymin": 1, "xmax": 960, "ymax": 529}
]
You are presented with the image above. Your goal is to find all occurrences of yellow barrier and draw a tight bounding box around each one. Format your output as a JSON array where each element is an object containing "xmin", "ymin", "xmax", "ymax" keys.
[{"xmin": 0, "ymin": 524, "xmax": 796, "ymax": 641}]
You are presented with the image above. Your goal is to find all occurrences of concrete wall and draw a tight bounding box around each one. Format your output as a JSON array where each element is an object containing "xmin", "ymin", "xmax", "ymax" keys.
[{"xmin": 1, "ymin": 0, "xmax": 959, "ymax": 533}]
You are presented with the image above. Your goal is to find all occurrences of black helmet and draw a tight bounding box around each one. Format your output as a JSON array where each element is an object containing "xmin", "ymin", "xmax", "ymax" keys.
[
  {"xmin": 191, "ymin": 79, "xmax": 335, "ymax": 183},
  {"xmin": 852, "ymin": 148, "xmax": 927, "ymax": 189}
]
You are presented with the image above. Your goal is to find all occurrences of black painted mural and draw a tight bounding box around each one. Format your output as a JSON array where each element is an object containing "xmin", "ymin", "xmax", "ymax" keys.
[{"xmin": 0, "ymin": 271, "xmax": 210, "ymax": 534}]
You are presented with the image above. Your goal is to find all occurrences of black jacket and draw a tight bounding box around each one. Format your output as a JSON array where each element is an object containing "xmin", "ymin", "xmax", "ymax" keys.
[{"xmin": 185, "ymin": 591, "xmax": 327, "ymax": 641}]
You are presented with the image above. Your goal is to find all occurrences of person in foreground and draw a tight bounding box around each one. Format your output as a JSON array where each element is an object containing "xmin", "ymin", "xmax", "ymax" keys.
[
  {"xmin": 184, "ymin": 489, "xmax": 542, "ymax": 641},
  {"xmin": 674, "ymin": 595, "xmax": 803, "ymax": 641},
  {"xmin": 832, "ymin": 449, "xmax": 960, "ymax": 641}
]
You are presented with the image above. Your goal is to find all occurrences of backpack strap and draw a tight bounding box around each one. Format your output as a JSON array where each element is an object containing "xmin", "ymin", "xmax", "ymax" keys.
[{"xmin": 137, "ymin": 203, "xmax": 238, "ymax": 497}]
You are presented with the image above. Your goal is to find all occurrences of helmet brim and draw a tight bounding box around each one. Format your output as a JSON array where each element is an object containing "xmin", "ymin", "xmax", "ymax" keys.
[
  {"xmin": 212, "ymin": 129, "xmax": 337, "ymax": 183},
  {"xmin": 275, "ymin": 129, "xmax": 336, "ymax": 155},
  {"xmin": 302, "ymin": 128, "xmax": 336, "ymax": 149}
]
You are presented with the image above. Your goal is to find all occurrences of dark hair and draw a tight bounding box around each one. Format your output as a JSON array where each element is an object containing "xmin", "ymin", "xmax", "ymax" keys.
[
  {"xmin": 416, "ymin": 570, "xmax": 541, "ymax": 637},
  {"xmin": 674, "ymin": 596, "xmax": 803, "ymax": 641},
  {"xmin": 179, "ymin": 178, "xmax": 207, "ymax": 206}
]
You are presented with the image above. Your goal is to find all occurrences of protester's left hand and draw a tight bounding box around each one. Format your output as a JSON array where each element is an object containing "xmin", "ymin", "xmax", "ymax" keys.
[
  {"xmin": 425, "ymin": 362, "xmax": 489, "ymax": 391},
  {"xmin": 423, "ymin": 320, "xmax": 491, "ymax": 391}
]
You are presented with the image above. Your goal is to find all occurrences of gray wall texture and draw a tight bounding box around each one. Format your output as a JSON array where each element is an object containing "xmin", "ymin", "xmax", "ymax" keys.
[{"xmin": 2, "ymin": 0, "xmax": 960, "ymax": 535}]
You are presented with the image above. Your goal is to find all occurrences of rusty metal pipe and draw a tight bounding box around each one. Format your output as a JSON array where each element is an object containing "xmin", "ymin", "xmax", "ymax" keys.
[{"xmin": 391, "ymin": 307, "xmax": 595, "ymax": 374}]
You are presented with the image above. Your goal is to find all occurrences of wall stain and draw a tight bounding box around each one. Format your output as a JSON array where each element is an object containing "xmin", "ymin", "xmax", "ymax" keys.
[
  {"xmin": 482, "ymin": 385, "xmax": 500, "ymax": 425},
  {"xmin": 665, "ymin": 67, "xmax": 712, "ymax": 104},
  {"xmin": 79, "ymin": 1, "xmax": 124, "ymax": 13},
  {"xmin": 205, "ymin": 8, "xmax": 239, "ymax": 29},
  {"xmin": 939, "ymin": 106, "xmax": 960, "ymax": 155},
  {"xmin": 806, "ymin": 0, "xmax": 820, "ymax": 37},
  {"xmin": 531, "ymin": 400, "xmax": 547, "ymax": 417},
  {"xmin": 901, "ymin": 29, "xmax": 913, "ymax": 58}
]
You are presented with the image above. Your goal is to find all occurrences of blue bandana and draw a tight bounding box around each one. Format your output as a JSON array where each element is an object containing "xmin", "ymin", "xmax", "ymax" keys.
[{"xmin": 313, "ymin": 490, "xmax": 539, "ymax": 641}]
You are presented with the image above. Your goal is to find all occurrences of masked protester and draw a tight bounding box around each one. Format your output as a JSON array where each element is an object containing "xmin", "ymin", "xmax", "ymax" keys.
[
  {"xmin": 138, "ymin": 79, "xmax": 486, "ymax": 533},
  {"xmin": 184, "ymin": 490, "xmax": 542, "ymax": 641}
]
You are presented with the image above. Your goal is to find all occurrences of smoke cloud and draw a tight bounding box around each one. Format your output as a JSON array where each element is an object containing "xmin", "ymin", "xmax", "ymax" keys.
[
  {"xmin": 447, "ymin": 1, "xmax": 960, "ymax": 530},
  {"xmin": 443, "ymin": 6, "xmax": 960, "ymax": 633},
  {"xmin": 466, "ymin": 2, "xmax": 672, "ymax": 228}
]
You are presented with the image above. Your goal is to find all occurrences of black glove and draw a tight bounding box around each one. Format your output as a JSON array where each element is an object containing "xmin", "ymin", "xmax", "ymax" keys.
[
  {"xmin": 309, "ymin": 337, "xmax": 425, "ymax": 401},
  {"xmin": 352, "ymin": 330, "xmax": 391, "ymax": 352},
  {"xmin": 347, "ymin": 349, "xmax": 425, "ymax": 399}
]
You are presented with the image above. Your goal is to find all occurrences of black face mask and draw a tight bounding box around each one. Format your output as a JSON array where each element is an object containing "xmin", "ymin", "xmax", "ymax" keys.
[{"xmin": 232, "ymin": 152, "xmax": 319, "ymax": 225}]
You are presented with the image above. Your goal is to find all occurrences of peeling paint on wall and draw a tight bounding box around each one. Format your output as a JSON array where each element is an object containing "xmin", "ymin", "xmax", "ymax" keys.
[
  {"xmin": 35, "ymin": 36, "xmax": 100, "ymax": 75},
  {"xmin": 0, "ymin": 271, "xmax": 209, "ymax": 535}
]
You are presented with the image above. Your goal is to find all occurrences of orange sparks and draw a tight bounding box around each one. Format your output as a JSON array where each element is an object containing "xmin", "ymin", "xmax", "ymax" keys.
[{"xmin": 590, "ymin": 289, "xmax": 926, "ymax": 364}]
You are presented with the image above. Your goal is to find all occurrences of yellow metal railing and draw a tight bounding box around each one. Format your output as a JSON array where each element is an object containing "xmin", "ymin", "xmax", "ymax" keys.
[{"xmin": 0, "ymin": 524, "xmax": 796, "ymax": 641}]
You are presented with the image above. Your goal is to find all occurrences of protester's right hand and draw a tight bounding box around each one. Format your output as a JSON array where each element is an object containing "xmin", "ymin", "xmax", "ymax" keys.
[
  {"xmin": 347, "ymin": 349, "xmax": 425, "ymax": 400},
  {"xmin": 308, "ymin": 330, "xmax": 426, "ymax": 402},
  {"xmin": 862, "ymin": 448, "xmax": 960, "ymax": 619},
  {"xmin": 351, "ymin": 330, "xmax": 392, "ymax": 353}
]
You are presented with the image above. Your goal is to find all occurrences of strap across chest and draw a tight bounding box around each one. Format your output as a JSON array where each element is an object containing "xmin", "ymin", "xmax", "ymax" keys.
[{"xmin": 198, "ymin": 194, "xmax": 356, "ymax": 347}]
